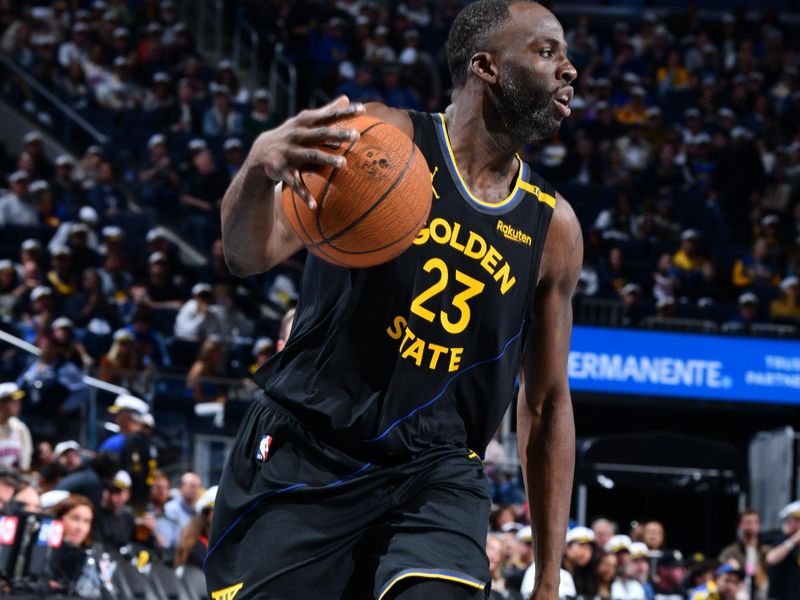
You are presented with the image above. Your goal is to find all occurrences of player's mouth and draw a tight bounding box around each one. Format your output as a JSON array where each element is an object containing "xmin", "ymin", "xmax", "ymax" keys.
[{"xmin": 553, "ymin": 86, "xmax": 573, "ymax": 118}]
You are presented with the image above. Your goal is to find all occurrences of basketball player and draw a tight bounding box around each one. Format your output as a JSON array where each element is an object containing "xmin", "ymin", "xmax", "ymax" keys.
[{"xmin": 207, "ymin": 2, "xmax": 580, "ymax": 599}]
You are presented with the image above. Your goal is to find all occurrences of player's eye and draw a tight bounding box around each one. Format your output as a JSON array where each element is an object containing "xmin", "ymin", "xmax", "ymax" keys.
[{"xmin": 539, "ymin": 48, "xmax": 554, "ymax": 58}]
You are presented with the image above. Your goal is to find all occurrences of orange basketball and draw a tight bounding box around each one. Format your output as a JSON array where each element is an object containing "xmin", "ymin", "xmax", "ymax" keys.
[{"xmin": 281, "ymin": 115, "xmax": 432, "ymax": 268}]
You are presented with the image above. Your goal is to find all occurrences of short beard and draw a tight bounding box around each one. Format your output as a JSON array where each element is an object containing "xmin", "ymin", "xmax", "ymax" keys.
[{"xmin": 490, "ymin": 62, "xmax": 562, "ymax": 143}]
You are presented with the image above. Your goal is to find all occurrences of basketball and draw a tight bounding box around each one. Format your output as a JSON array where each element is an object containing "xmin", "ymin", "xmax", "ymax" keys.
[{"xmin": 280, "ymin": 115, "xmax": 432, "ymax": 268}]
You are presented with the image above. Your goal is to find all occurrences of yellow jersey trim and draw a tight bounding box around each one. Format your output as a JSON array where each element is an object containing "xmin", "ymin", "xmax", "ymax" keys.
[
  {"xmin": 211, "ymin": 582, "xmax": 244, "ymax": 600},
  {"xmin": 519, "ymin": 180, "xmax": 557, "ymax": 208},
  {"xmin": 438, "ymin": 113, "xmax": 524, "ymax": 209},
  {"xmin": 378, "ymin": 570, "xmax": 485, "ymax": 600}
]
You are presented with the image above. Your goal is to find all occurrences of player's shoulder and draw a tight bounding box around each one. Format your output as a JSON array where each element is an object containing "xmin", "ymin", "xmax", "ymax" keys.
[{"xmin": 364, "ymin": 102, "xmax": 414, "ymax": 139}]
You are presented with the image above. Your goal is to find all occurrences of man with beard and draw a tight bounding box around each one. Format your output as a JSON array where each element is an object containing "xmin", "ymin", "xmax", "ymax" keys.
[{"xmin": 206, "ymin": 1, "xmax": 580, "ymax": 599}]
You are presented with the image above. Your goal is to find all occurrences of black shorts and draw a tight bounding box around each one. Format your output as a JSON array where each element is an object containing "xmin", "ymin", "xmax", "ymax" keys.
[{"xmin": 204, "ymin": 395, "xmax": 491, "ymax": 600}]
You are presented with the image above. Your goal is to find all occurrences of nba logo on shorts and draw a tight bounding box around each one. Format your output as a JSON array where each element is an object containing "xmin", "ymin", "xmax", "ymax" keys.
[{"xmin": 255, "ymin": 435, "xmax": 273, "ymax": 462}]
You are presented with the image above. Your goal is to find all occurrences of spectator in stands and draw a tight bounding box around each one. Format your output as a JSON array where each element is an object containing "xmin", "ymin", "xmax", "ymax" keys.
[
  {"xmin": 92, "ymin": 470, "xmax": 139, "ymax": 550},
  {"xmin": 0, "ymin": 259, "xmax": 19, "ymax": 320},
  {"xmin": 625, "ymin": 542, "xmax": 653, "ymax": 599},
  {"xmin": 98, "ymin": 328, "xmax": 146, "ymax": 388},
  {"xmin": 215, "ymin": 60, "xmax": 249, "ymax": 104},
  {"xmin": 100, "ymin": 394, "xmax": 148, "ymax": 453},
  {"xmin": 243, "ymin": 88, "xmax": 279, "ymax": 137},
  {"xmin": 202, "ymin": 84, "xmax": 243, "ymax": 137},
  {"xmin": 487, "ymin": 533, "xmax": 523, "ymax": 600},
  {"xmin": 732, "ymin": 237, "xmax": 782, "ymax": 291},
  {"xmin": 56, "ymin": 451, "xmax": 120, "ymax": 510},
  {"xmin": 52, "ymin": 155, "xmax": 84, "ymax": 217},
  {"xmin": 248, "ymin": 337, "xmax": 274, "ymax": 377},
  {"xmin": 688, "ymin": 563, "xmax": 745, "ymax": 600},
  {"xmin": 0, "ymin": 170, "xmax": 37, "ymax": 227},
  {"xmin": 652, "ymin": 550, "xmax": 687, "ymax": 600},
  {"xmin": 643, "ymin": 520, "xmax": 666, "ymax": 550},
  {"xmin": 138, "ymin": 133, "xmax": 179, "ymax": 209},
  {"xmin": 168, "ymin": 77, "xmax": 200, "ymax": 133},
  {"xmin": 724, "ymin": 292, "xmax": 762, "ymax": 333},
  {"xmin": 179, "ymin": 149, "xmax": 227, "ymax": 250},
  {"xmin": 365, "ymin": 25, "xmax": 396, "ymax": 65},
  {"xmin": 13, "ymin": 484, "xmax": 40, "ymax": 512},
  {"xmin": 126, "ymin": 307, "xmax": 169, "ymax": 368},
  {"xmin": 381, "ymin": 64, "xmax": 421, "ymax": 111},
  {"xmin": 46, "ymin": 246, "xmax": 78, "ymax": 299},
  {"xmin": 605, "ymin": 536, "xmax": 646, "ymax": 600},
  {"xmin": 594, "ymin": 190, "xmax": 635, "ymax": 241},
  {"xmin": 147, "ymin": 470, "xmax": 180, "ymax": 555},
  {"xmin": 174, "ymin": 485, "xmax": 217, "ymax": 568},
  {"xmin": 48, "ymin": 205, "xmax": 100, "ymax": 256},
  {"xmin": 336, "ymin": 64, "xmax": 382, "ymax": 103},
  {"xmin": 595, "ymin": 551, "xmax": 619, "ymax": 600},
  {"xmin": 765, "ymin": 500, "xmax": 800, "ymax": 600},
  {"xmin": 0, "ymin": 383, "xmax": 32, "ymax": 472},
  {"xmin": 210, "ymin": 280, "xmax": 253, "ymax": 342},
  {"xmin": 592, "ymin": 518, "xmax": 617, "ymax": 554},
  {"xmin": 136, "ymin": 251, "xmax": 185, "ymax": 311},
  {"xmin": 615, "ymin": 86, "xmax": 649, "ymax": 127},
  {"xmin": 54, "ymin": 494, "xmax": 94, "ymax": 548},
  {"xmin": 771, "ymin": 276, "xmax": 800, "ymax": 324},
  {"xmin": 88, "ymin": 161, "xmax": 127, "ymax": 221},
  {"xmin": 52, "ymin": 317, "xmax": 93, "ymax": 368},
  {"xmin": 20, "ymin": 131, "xmax": 53, "ymax": 180},
  {"xmin": 672, "ymin": 229, "xmax": 705, "ymax": 300},
  {"xmin": 616, "ymin": 123, "xmax": 651, "ymax": 172},
  {"xmin": 55, "ymin": 440, "xmax": 84, "ymax": 473},
  {"xmin": 719, "ymin": 508, "xmax": 769, "ymax": 599},
  {"xmin": 164, "ymin": 471, "xmax": 201, "ymax": 532},
  {"xmin": 563, "ymin": 526, "xmax": 596, "ymax": 598},
  {"xmin": 621, "ymin": 283, "xmax": 643, "ymax": 327}
]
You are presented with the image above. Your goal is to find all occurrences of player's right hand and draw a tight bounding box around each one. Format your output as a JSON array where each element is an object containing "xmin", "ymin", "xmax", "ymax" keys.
[{"xmin": 250, "ymin": 95, "xmax": 364, "ymax": 209}]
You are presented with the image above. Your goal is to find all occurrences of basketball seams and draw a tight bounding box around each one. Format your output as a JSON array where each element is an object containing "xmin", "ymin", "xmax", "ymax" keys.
[{"xmin": 286, "ymin": 187, "xmax": 351, "ymax": 268}]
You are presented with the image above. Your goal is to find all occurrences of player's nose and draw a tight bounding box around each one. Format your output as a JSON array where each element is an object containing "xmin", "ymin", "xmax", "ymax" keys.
[{"xmin": 558, "ymin": 57, "xmax": 577, "ymax": 85}]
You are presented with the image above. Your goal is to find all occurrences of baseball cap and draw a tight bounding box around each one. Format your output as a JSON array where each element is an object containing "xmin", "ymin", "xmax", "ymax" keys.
[
  {"xmin": 191, "ymin": 282, "xmax": 213, "ymax": 297},
  {"xmin": 110, "ymin": 470, "xmax": 132, "ymax": 491},
  {"xmin": 9, "ymin": 170, "xmax": 29, "ymax": 184},
  {"xmin": 147, "ymin": 133, "xmax": 166, "ymax": 149},
  {"xmin": 605, "ymin": 534, "xmax": 632, "ymax": 554},
  {"xmin": 0, "ymin": 382, "xmax": 25, "ymax": 402},
  {"xmin": 681, "ymin": 228, "xmax": 700, "ymax": 241},
  {"xmin": 40, "ymin": 490, "xmax": 70, "ymax": 509},
  {"xmin": 108, "ymin": 394, "xmax": 149, "ymax": 415},
  {"xmin": 30, "ymin": 285, "xmax": 53, "ymax": 301},
  {"xmin": 566, "ymin": 526, "xmax": 595, "ymax": 545},
  {"xmin": 55, "ymin": 154, "xmax": 75, "ymax": 167},
  {"xmin": 629, "ymin": 542, "xmax": 649, "ymax": 559},
  {"xmin": 658, "ymin": 549, "xmax": 686, "ymax": 568},
  {"xmin": 0, "ymin": 260, "xmax": 13, "ymax": 273},
  {"xmin": 621, "ymin": 283, "xmax": 642, "ymax": 296},
  {"xmin": 54, "ymin": 440, "xmax": 80, "ymax": 458},
  {"xmin": 148, "ymin": 251, "xmax": 168, "ymax": 265},
  {"xmin": 21, "ymin": 239, "xmax": 41, "ymax": 252},
  {"xmin": 69, "ymin": 222, "xmax": 89, "ymax": 236},
  {"xmin": 52, "ymin": 317, "xmax": 74, "ymax": 330},
  {"xmin": 52, "ymin": 246, "xmax": 72, "ymax": 257},
  {"xmin": 762, "ymin": 214, "xmax": 780, "ymax": 227},
  {"xmin": 223, "ymin": 137, "xmax": 243, "ymax": 151},
  {"xmin": 516, "ymin": 526, "xmax": 533, "ymax": 543},
  {"xmin": 146, "ymin": 227, "xmax": 168, "ymax": 243},
  {"xmin": 153, "ymin": 71, "xmax": 170, "ymax": 84},
  {"xmin": 140, "ymin": 413, "xmax": 155, "ymax": 428},
  {"xmin": 195, "ymin": 485, "xmax": 218, "ymax": 512},
  {"xmin": 29, "ymin": 180, "xmax": 50, "ymax": 194},
  {"xmin": 253, "ymin": 337, "xmax": 274, "ymax": 356},
  {"xmin": 102, "ymin": 225, "xmax": 124, "ymax": 240},
  {"xmin": 778, "ymin": 500, "xmax": 800, "ymax": 520},
  {"xmin": 112, "ymin": 328, "xmax": 135, "ymax": 342},
  {"xmin": 781, "ymin": 276, "xmax": 799, "ymax": 290},
  {"xmin": 715, "ymin": 563, "xmax": 744, "ymax": 579},
  {"xmin": 79, "ymin": 205, "xmax": 99, "ymax": 224},
  {"xmin": 188, "ymin": 138, "xmax": 208, "ymax": 152},
  {"xmin": 738, "ymin": 292, "xmax": 758, "ymax": 306},
  {"xmin": 22, "ymin": 131, "xmax": 43, "ymax": 144},
  {"xmin": 253, "ymin": 88, "xmax": 271, "ymax": 101}
]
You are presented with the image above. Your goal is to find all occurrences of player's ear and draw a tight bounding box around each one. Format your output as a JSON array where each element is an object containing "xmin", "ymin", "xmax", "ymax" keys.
[{"xmin": 469, "ymin": 52, "xmax": 499, "ymax": 85}]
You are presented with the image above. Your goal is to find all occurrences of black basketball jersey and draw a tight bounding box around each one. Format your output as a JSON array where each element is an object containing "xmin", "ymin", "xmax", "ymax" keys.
[{"xmin": 254, "ymin": 111, "xmax": 556, "ymax": 460}]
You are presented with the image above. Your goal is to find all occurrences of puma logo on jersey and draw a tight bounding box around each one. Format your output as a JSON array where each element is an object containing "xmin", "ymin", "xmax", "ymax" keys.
[
  {"xmin": 211, "ymin": 582, "xmax": 244, "ymax": 600},
  {"xmin": 496, "ymin": 220, "xmax": 532, "ymax": 246},
  {"xmin": 255, "ymin": 435, "xmax": 273, "ymax": 462}
]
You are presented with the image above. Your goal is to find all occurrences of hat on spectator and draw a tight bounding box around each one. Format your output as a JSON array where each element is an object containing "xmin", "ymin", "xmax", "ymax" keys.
[
  {"xmin": 375, "ymin": 25, "xmax": 389, "ymax": 36},
  {"xmin": 74, "ymin": 23, "xmax": 89, "ymax": 34},
  {"xmin": 188, "ymin": 138, "xmax": 208, "ymax": 152},
  {"xmin": 761, "ymin": 214, "xmax": 779, "ymax": 227},
  {"xmin": 23, "ymin": 131, "xmax": 43, "ymax": 144},
  {"xmin": 0, "ymin": 260, "xmax": 13, "ymax": 273},
  {"xmin": 102, "ymin": 225, "xmax": 124, "ymax": 240},
  {"xmin": 681, "ymin": 228, "xmax": 700, "ymax": 241},
  {"xmin": 781, "ymin": 276, "xmax": 799, "ymax": 291},
  {"xmin": 55, "ymin": 154, "xmax": 75, "ymax": 167},
  {"xmin": 78, "ymin": 206, "xmax": 99, "ymax": 225},
  {"xmin": 147, "ymin": 252, "xmax": 168, "ymax": 266},
  {"xmin": 715, "ymin": 563, "xmax": 745, "ymax": 579},
  {"xmin": 658, "ymin": 549, "xmax": 686, "ymax": 568},
  {"xmin": 621, "ymin": 283, "xmax": 641, "ymax": 296},
  {"xmin": 153, "ymin": 71, "xmax": 170, "ymax": 84},
  {"xmin": 113, "ymin": 328, "xmax": 134, "ymax": 342},
  {"xmin": 54, "ymin": 440, "xmax": 80, "ymax": 458},
  {"xmin": 22, "ymin": 239, "xmax": 41, "ymax": 252},
  {"xmin": 224, "ymin": 137, "xmax": 243, "ymax": 151},
  {"xmin": 605, "ymin": 534, "xmax": 632, "ymax": 554},
  {"xmin": 113, "ymin": 27, "xmax": 129, "ymax": 38},
  {"xmin": 51, "ymin": 246, "xmax": 70, "ymax": 258},
  {"xmin": 9, "ymin": 170, "xmax": 29, "ymax": 184},
  {"xmin": 217, "ymin": 59, "xmax": 233, "ymax": 71},
  {"xmin": 646, "ymin": 106, "xmax": 662, "ymax": 118},
  {"xmin": 738, "ymin": 292, "xmax": 758, "ymax": 306},
  {"xmin": 730, "ymin": 127, "xmax": 750, "ymax": 140},
  {"xmin": 355, "ymin": 15, "xmax": 370, "ymax": 27},
  {"xmin": 70, "ymin": 223, "xmax": 89, "ymax": 236},
  {"xmin": 147, "ymin": 133, "xmax": 166, "ymax": 149},
  {"xmin": 253, "ymin": 88, "xmax": 271, "ymax": 101},
  {"xmin": 147, "ymin": 227, "xmax": 168, "ymax": 243},
  {"xmin": 86, "ymin": 145, "xmax": 103, "ymax": 157},
  {"xmin": 253, "ymin": 337, "xmax": 274, "ymax": 356},
  {"xmin": 192, "ymin": 282, "xmax": 213, "ymax": 297},
  {"xmin": 566, "ymin": 526, "xmax": 594, "ymax": 545},
  {"xmin": 629, "ymin": 542, "xmax": 649, "ymax": 559},
  {"xmin": 717, "ymin": 107, "xmax": 736, "ymax": 120},
  {"xmin": 516, "ymin": 526, "xmax": 533, "ymax": 543},
  {"xmin": 622, "ymin": 72, "xmax": 640, "ymax": 84},
  {"xmin": 40, "ymin": 490, "xmax": 70, "ymax": 509},
  {"xmin": 29, "ymin": 180, "xmax": 50, "ymax": 194},
  {"xmin": 146, "ymin": 22, "xmax": 163, "ymax": 35},
  {"xmin": 113, "ymin": 56, "xmax": 130, "ymax": 68},
  {"xmin": 211, "ymin": 83, "xmax": 230, "ymax": 96},
  {"xmin": 52, "ymin": 317, "xmax": 74, "ymax": 330},
  {"xmin": 196, "ymin": 485, "xmax": 218, "ymax": 512},
  {"xmin": 0, "ymin": 383, "xmax": 25, "ymax": 402},
  {"xmin": 103, "ymin": 10, "xmax": 118, "ymax": 22},
  {"xmin": 656, "ymin": 296, "xmax": 676, "ymax": 309},
  {"xmin": 778, "ymin": 500, "xmax": 800, "ymax": 520},
  {"xmin": 691, "ymin": 133, "xmax": 711, "ymax": 145},
  {"xmin": 140, "ymin": 413, "xmax": 155, "ymax": 428},
  {"xmin": 109, "ymin": 394, "xmax": 149, "ymax": 415},
  {"xmin": 30, "ymin": 286, "xmax": 53, "ymax": 301},
  {"xmin": 110, "ymin": 470, "xmax": 132, "ymax": 491}
]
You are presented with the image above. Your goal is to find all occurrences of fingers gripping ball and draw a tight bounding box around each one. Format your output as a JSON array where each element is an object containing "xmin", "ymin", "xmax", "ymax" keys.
[{"xmin": 281, "ymin": 115, "xmax": 432, "ymax": 268}]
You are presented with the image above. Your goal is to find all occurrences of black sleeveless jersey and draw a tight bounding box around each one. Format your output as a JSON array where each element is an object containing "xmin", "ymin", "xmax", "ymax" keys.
[{"xmin": 254, "ymin": 111, "xmax": 556, "ymax": 460}]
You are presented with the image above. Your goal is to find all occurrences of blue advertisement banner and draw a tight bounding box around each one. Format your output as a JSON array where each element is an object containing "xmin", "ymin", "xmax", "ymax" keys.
[{"xmin": 568, "ymin": 326, "xmax": 800, "ymax": 405}]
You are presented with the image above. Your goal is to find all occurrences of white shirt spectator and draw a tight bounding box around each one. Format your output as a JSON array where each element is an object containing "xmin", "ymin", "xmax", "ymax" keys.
[
  {"xmin": 611, "ymin": 578, "xmax": 647, "ymax": 600},
  {"xmin": 521, "ymin": 564, "xmax": 576, "ymax": 599},
  {"xmin": 0, "ymin": 193, "xmax": 38, "ymax": 227},
  {"xmin": 174, "ymin": 298, "xmax": 225, "ymax": 341},
  {"xmin": 0, "ymin": 416, "xmax": 33, "ymax": 471}
]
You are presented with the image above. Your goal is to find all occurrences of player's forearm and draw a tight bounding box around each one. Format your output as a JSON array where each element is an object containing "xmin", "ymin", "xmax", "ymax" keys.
[
  {"xmin": 220, "ymin": 158, "xmax": 277, "ymax": 276},
  {"xmin": 518, "ymin": 389, "xmax": 575, "ymax": 597}
]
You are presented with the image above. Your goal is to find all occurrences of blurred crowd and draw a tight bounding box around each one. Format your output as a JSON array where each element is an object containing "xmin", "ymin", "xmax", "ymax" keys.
[{"xmin": 485, "ymin": 503, "xmax": 800, "ymax": 600}]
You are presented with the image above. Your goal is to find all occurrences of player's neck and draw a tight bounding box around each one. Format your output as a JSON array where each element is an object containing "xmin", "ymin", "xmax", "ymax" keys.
[{"xmin": 444, "ymin": 98, "xmax": 521, "ymax": 195}]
